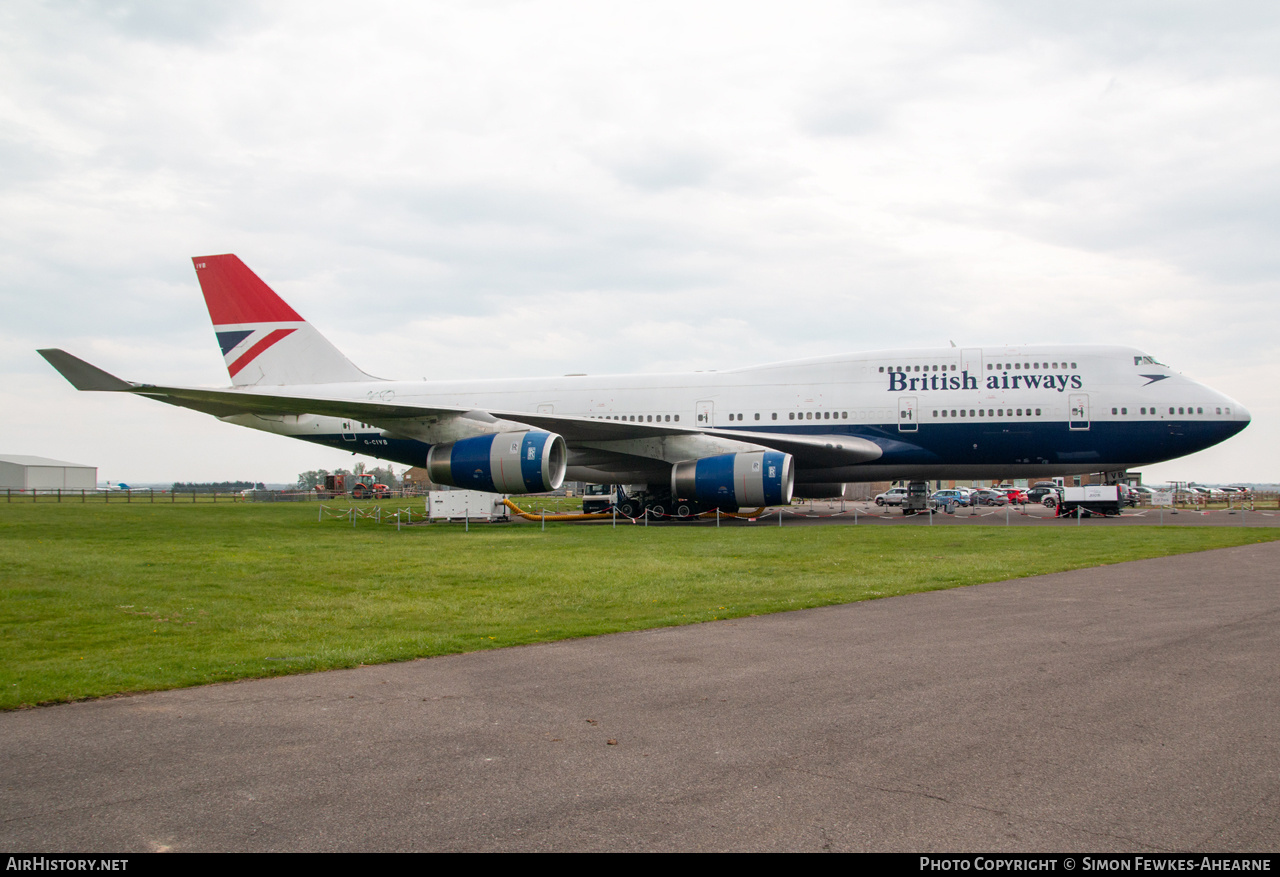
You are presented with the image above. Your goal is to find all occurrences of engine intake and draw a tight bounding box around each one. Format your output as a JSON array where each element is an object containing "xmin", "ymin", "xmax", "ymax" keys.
[
  {"xmin": 671, "ymin": 451, "xmax": 794, "ymax": 509},
  {"xmin": 427, "ymin": 431, "xmax": 567, "ymax": 494}
]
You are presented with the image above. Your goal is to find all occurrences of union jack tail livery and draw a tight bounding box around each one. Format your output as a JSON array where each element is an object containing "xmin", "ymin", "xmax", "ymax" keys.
[{"xmin": 192, "ymin": 255, "xmax": 372, "ymax": 386}]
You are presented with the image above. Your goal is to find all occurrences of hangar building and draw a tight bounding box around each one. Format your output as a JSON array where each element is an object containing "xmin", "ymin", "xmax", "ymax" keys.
[{"xmin": 0, "ymin": 455, "xmax": 97, "ymax": 490}]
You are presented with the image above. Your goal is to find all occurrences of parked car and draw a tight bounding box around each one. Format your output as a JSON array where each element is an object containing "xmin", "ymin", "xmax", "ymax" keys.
[
  {"xmin": 930, "ymin": 489, "xmax": 971, "ymax": 508},
  {"xmin": 1026, "ymin": 486, "xmax": 1062, "ymax": 507},
  {"xmin": 1117, "ymin": 484, "xmax": 1139, "ymax": 507},
  {"xmin": 971, "ymin": 489, "xmax": 1008, "ymax": 506},
  {"xmin": 875, "ymin": 487, "xmax": 909, "ymax": 506}
]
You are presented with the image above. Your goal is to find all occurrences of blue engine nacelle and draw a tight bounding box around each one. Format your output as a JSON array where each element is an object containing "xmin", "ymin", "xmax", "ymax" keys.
[
  {"xmin": 426, "ymin": 431, "xmax": 567, "ymax": 494},
  {"xmin": 670, "ymin": 450, "xmax": 794, "ymax": 509}
]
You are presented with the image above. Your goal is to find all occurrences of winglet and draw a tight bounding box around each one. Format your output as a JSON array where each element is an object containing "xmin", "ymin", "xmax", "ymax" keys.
[{"xmin": 38, "ymin": 349, "xmax": 136, "ymax": 392}]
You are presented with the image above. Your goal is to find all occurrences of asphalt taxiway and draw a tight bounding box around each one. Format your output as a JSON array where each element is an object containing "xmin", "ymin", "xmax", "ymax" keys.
[{"xmin": 2, "ymin": 541, "xmax": 1276, "ymax": 852}]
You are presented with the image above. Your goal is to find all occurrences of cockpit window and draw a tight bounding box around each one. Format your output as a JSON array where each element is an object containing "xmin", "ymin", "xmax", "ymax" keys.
[{"xmin": 1134, "ymin": 355, "xmax": 1166, "ymax": 366}]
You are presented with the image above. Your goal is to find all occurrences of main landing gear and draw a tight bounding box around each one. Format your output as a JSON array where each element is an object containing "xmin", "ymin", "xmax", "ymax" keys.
[{"xmin": 615, "ymin": 485, "xmax": 727, "ymax": 519}]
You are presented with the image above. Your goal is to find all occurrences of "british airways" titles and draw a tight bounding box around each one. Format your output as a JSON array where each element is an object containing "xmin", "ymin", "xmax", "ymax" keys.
[{"xmin": 887, "ymin": 371, "xmax": 1083, "ymax": 393}]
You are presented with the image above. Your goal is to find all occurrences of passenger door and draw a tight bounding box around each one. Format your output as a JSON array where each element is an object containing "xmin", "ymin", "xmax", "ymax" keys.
[
  {"xmin": 696, "ymin": 400, "xmax": 715, "ymax": 427},
  {"xmin": 1069, "ymin": 394, "xmax": 1090, "ymax": 430},
  {"xmin": 898, "ymin": 396, "xmax": 918, "ymax": 432}
]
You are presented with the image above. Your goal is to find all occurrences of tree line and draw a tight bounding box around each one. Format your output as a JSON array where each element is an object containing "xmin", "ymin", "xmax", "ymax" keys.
[
  {"xmin": 171, "ymin": 481, "xmax": 265, "ymax": 492},
  {"xmin": 295, "ymin": 464, "xmax": 401, "ymax": 489}
]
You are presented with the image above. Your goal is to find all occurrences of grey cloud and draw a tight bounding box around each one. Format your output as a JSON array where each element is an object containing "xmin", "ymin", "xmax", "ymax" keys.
[
  {"xmin": 609, "ymin": 147, "xmax": 720, "ymax": 190},
  {"xmin": 44, "ymin": 0, "xmax": 261, "ymax": 46}
]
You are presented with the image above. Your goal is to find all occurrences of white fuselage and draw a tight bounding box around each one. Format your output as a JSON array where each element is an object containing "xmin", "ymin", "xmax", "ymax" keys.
[{"xmin": 223, "ymin": 344, "xmax": 1248, "ymax": 483}]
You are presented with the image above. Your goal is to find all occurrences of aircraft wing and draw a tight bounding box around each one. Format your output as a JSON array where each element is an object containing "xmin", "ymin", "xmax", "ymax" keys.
[{"xmin": 38, "ymin": 349, "xmax": 884, "ymax": 468}]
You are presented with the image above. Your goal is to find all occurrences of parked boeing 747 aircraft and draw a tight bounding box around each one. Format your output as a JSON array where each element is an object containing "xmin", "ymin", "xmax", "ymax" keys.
[{"xmin": 39, "ymin": 255, "xmax": 1250, "ymax": 515}]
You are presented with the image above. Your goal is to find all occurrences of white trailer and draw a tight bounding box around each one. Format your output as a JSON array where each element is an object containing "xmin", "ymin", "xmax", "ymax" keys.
[
  {"xmin": 427, "ymin": 489, "xmax": 509, "ymax": 521},
  {"xmin": 1059, "ymin": 485, "xmax": 1122, "ymax": 517}
]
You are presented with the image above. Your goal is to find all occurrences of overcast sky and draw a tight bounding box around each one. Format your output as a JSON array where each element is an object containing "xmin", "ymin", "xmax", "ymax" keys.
[{"xmin": 3, "ymin": 0, "xmax": 1277, "ymax": 485}]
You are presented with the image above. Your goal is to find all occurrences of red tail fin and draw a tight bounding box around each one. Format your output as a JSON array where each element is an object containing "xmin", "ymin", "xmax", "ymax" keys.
[{"xmin": 193, "ymin": 255, "xmax": 302, "ymax": 325}]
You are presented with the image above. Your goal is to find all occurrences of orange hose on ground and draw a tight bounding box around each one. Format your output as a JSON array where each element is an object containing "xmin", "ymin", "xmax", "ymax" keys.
[{"xmin": 502, "ymin": 498, "xmax": 613, "ymax": 521}]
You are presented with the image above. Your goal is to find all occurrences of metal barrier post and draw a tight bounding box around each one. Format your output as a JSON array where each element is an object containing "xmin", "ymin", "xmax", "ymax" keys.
[
  {"xmin": 1076, "ymin": 506, "xmax": 1082, "ymax": 526},
  {"xmin": 644, "ymin": 508, "xmax": 648, "ymax": 527},
  {"xmin": 779, "ymin": 507, "xmax": 783, "ymax": 527},
  {"xmin": 613, "ymin": 505, "xmax": 616, "ymax": 529},
  {"xmin": 465, "ymin": 508, "xmax": 469, "ymax": 532},
  {"xmin": 716, "ymin": 508, "xmax": 720, "ymax": 528},
  {"xmin": 541, "ymin": 511, "xmax": 545, "ymax": 531}
]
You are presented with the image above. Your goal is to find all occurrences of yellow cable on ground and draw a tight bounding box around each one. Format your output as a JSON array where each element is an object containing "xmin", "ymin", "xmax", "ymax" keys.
[
  {"xmin": 502, "ymin": 498, "xmax": 613, "ymax": 521},
  {"xmin": 700, "ymin": 507, "xmax": 767, "ymax": 519}
]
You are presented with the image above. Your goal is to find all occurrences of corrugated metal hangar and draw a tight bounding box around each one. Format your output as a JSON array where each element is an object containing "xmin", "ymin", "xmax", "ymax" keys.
[{"xmin": 0, "ymin": 455, "xmax": 97, "ymax": 490}]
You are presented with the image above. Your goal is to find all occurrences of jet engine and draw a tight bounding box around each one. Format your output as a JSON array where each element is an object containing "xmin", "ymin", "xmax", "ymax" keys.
[
  {"xmin": 670, "ymin": 450, "xmax": 794, "ymax": 508},
  {"xmin": 427, "ymin": 430, "xmax": 567, "ymax": 494}
]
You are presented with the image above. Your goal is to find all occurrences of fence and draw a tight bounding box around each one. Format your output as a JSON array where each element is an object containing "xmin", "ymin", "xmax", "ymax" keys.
[{"xmin": 4, "ymin": 488, "xmax": 245, "ymax": 503}]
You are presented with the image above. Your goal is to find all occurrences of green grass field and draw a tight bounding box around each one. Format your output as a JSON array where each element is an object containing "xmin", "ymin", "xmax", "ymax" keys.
[{"xmin": 2, "ymin": 502, "xmax": 1276, "ymax": 709}]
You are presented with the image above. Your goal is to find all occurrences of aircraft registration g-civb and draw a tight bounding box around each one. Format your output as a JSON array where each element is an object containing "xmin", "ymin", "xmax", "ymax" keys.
[{"xmin": 40, "ymin": 255, "xmax": 1250, "ymax": 516}]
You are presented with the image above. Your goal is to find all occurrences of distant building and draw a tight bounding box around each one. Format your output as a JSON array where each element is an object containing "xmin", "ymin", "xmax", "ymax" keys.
[
  {"xmin": 0, "ymin": 455, "xmax": 97, "ymax": 490},
  {"xmin": 402, "ymin": 467, "xmax": 438, "ymax": 493}
]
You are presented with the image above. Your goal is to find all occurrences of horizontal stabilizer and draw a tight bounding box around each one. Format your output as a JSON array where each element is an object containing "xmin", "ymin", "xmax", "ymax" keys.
[{"xmin": 38, "ymin": 349, "xmax": 135, "ymax": 392}]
